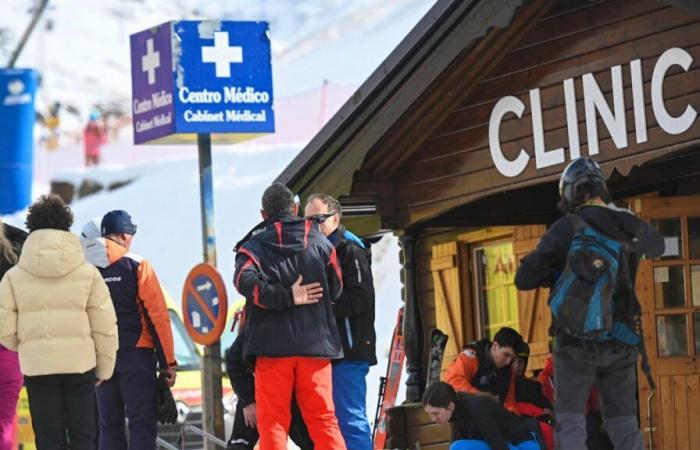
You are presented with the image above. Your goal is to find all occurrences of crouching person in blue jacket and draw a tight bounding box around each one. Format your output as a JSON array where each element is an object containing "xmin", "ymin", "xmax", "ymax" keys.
[
  {"xmin": 305, "ymin": 194, "xmax": 376, "ymax": 450},
  {"xmin": 423, "ymin": 382, "xmax": 542, "ymax": 450}
]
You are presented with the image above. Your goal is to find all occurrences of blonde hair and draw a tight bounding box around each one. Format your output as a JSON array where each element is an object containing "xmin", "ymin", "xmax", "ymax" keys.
[{"xmin": 0, "ymin": 216, "xmax": 18, "ymax": 264}]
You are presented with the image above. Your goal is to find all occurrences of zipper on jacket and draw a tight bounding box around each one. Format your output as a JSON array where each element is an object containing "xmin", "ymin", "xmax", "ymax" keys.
[{"xmin": 345, "ymin": 318, "xmax": 354, "ymax": 349}]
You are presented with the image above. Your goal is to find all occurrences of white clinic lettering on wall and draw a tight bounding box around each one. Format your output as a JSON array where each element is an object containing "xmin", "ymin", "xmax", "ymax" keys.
[{"xmin": 488, "ymin": 47, "xmax": 698, "ymax": 178}]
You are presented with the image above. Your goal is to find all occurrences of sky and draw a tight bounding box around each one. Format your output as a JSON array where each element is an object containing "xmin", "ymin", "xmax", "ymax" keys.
[{"xmin": 2, "ymin": 0, "xmax": 435, "ymax": 128}]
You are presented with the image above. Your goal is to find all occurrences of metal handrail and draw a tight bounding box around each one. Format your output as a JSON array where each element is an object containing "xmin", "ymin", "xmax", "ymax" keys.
[
  {"xmin": 156, "ymin": 436, "xmax": 180, "ymax": 450},
  {"xmin": 179, "ymin": 424, "xmax": 227, "ymax": 449},
  {"xmin": 645, "ymin": 391, "xmax": 656, "ymax": 450}
]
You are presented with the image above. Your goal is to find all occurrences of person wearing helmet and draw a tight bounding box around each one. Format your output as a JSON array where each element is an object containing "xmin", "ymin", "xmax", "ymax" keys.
[{"xmin": 514, "ymin": 157, "xmax": 664, "ymax": 450}]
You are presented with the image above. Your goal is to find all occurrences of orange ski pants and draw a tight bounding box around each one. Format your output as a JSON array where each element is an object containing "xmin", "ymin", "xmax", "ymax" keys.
[{"xmin": 255, "ymin": 356, "xmax": 346, "ymax": 450}]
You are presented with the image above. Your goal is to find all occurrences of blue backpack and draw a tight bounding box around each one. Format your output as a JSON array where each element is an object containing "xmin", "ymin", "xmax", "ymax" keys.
[{"xmin": 549, "ymin": 214, "xmax": 631, "ymax": 340}]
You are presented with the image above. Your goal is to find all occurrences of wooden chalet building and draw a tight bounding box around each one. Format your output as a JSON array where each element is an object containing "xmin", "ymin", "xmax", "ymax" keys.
[{"xmin": 276, "ymin": 0, "xmax": 700, "ymax": 448}]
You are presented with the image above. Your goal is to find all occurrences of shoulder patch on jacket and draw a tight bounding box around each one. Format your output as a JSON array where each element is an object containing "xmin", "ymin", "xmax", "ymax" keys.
[{"xmin": 125, "ymin": 252, "xmax": 145, "ymax": 264}]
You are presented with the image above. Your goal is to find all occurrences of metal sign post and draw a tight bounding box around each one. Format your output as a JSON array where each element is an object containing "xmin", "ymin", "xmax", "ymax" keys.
[{"xmin": 195, "ymin": 138, "xmax": 224, "ymax": 447}]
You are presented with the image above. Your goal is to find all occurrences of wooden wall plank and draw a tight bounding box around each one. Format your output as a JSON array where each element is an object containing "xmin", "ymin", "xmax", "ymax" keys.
[
  {"xmin": 518, "ymin": 0, "xmax": 660, "ymax": 49},
  {"xmin": 467, "ymin": 20, "xmax": 700, "ymax": 105},
  {"xmin": 687, "ymin": 375, "xmax": 700, "ymax": 447},
  {"xmin": 406, "ymin": 423, "xmax": 452, "ymax": 445},
  {"xmin": 672, "ymin": 375, "xmax": 690, "ymax": 450},
  {"xmin": 659, "ymin": 376, "xmax": 676, "ymax": 450}
]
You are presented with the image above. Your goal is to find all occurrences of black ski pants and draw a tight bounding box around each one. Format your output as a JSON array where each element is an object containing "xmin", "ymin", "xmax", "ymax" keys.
[
  {"xmin": 25, "ymin": 369, "xmax": 96, "ymax": 450},
  {"xmin": 227, "ymin": 397, "xmax": 313, "ymax": 450}
]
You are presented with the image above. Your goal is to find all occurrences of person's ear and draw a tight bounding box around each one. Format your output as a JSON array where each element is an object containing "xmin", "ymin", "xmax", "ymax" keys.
[
  {"xmin": 292, "ymin": 203, "xmax": 299, "ymax": 216},
  {"xmin": 260, "ymin": 209, "xmax": 268, "ymax": 220},
  {"xmin": 448, "ymin": 402, "xmax": 455, "ymax": 412}
]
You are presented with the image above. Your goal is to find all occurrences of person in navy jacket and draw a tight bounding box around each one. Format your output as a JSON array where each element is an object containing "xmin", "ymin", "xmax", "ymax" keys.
[
  {"xmin": 305, "ymin": 193, "xmax": 376, "ymax": 450},
  {"xmin": 234, "ymin": 183, "xmax": 346, "ymax": 450},
  {"xmin": 95, "ymin": 210, "xmax": 177, "ymax": 450}
]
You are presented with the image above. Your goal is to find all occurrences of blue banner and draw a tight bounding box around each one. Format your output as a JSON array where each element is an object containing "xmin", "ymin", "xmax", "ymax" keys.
[{"xmin": 0, "ymin": 69, "xmax": 37, "ymax": 214}]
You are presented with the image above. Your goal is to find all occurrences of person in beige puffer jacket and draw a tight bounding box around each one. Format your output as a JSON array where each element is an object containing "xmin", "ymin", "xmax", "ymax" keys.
[{"xmin": 0, "ymin": 195, "xmax": 118, "ymax": 450}]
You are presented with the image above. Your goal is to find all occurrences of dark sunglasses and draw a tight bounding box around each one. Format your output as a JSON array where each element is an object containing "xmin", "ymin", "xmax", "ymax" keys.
[{"xmin": 306, "ymin": 212, "xmax": 337, "ymax": 224}]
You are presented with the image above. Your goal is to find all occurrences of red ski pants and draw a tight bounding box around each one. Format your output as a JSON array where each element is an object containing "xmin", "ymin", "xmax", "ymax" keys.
[{"xmin": 255, "ymin": 356, "xmax": 346, "ymax": 450}]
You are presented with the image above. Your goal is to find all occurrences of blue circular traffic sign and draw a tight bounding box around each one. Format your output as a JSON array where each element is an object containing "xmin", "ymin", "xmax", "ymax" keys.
[{"xmin": 182, "ymin": 263, "xmax": 228, "ymax": 345}]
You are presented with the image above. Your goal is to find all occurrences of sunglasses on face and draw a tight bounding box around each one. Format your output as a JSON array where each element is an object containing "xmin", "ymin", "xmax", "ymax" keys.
[{"xmin": 306, "ymin": 212, "xmax": 337, "ymax": 224}]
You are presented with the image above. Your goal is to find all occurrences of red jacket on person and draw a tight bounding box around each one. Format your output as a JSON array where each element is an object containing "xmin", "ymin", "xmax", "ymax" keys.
[{"xmin": 84, "ymin": 122, "xmax": 106, "ymax": 157}]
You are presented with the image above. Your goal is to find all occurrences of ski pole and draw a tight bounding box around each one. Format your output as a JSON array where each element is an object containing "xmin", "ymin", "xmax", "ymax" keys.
[{"xmin": 372, "ymin": 376, "xmax": 387, "ymax": 442}]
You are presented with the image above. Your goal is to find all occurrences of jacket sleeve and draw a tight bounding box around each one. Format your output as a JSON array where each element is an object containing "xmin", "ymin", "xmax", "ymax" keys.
[
  {"xmin": 0, "ymin": 273, "xmax": 18, "ymax": 351},
  {"xmin": 472, "ymin": 397, "xmax": 510, "ymax": 450},
  {"xmin": 444, "ymin": 352, "xmax": 480, "ymax": 394},
  {"xmin": 137, "ymin": 260, "xmax": 177, "ymax": 367},
  {"xmin": 87, "ymin": 268, "xmax": 119, "ymax": 380},
  {"xmin": 326, "ymin": 246, "xmax": 343, "ymax": 302},
  {"xmin": 538, "ymin": 356, "xmax": 555, "ymax": 406},
  {"xmin": 333, "ymin": 243, "xmax": 372, "ymax": 318},
  {"xmin": 225, "ymin": 333, "xmax": 255, "ymax": 407},
  {"xmin": 515, "ymin": 401, "xmax": 545, "ymax": 418},
  {"xmin": 234, "ymin": 252, "xmax": 294, "ymax": 311},
  {"xmin": 634, "ymin": 219, "xmax": 665, "ymax": 259},
  {"xmin": 514, "ymin": 217, "xmax": 571, "ymax": 290}
]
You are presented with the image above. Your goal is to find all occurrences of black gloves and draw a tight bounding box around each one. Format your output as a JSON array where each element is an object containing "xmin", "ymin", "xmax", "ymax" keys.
[{"xmin": 156, "ymin": 373, "xmax": 178, "ymax": 424}]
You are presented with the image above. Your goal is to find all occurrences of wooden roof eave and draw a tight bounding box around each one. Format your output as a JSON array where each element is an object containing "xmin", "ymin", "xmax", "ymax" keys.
[
  {"xmin": 275, "ymin": 0, "xmax": 539, "ymax": 226},
  {"xmin": 275, "ymin": 0, "xmax": 469, "ymax": 195}
]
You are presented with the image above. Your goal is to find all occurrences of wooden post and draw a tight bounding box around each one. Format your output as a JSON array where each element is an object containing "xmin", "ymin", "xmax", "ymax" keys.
[{"xmin": 400, "ymin": 233, "xmax": 425, "ymax": 402}]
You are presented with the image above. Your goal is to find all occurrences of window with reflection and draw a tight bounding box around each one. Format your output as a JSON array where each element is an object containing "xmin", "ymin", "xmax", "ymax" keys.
[
  {"xmin": 653, "ymin": 265, "xmax": 685, "ymax": 309},
  {"xmin": 656, "ymin": 314, "xmax": 688, "ymax": 357},
  {"xmin": 474, "ymin": 242, "xmax": 519, "ymax": 340},
  {"xmin": 652, "ymin": 218, "xmax": 682, "ymax": 260},
  {"xmin": 692, "ymin": 265, "xmax": 700, "ymax": 307},
  {"xmin": 694, "ymin": 313, "xmax": 700, "ymax": 356},
  {"xmin": 689, "ymin": 218, "xmax": 700, "ymax": 259}
]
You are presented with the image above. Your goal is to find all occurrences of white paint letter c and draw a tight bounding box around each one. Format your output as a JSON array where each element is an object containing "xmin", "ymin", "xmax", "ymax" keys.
[
  {"xmin": 489, "ymin": 96, "xmax": 529, "ymax": 177},
  {"xmin": 652, "ymin": 47, "xmax": 697, "ymax": 135}
]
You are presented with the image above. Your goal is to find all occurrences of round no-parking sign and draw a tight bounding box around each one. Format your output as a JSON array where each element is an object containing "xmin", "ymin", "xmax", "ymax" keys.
[{"xmin": 182, "ymin": 263, "xmax": 228, "ymax": 345}]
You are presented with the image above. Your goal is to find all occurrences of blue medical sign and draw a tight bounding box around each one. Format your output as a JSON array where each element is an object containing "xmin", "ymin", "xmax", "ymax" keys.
[
  {"xmin": 130, "ymin": 21, "xmax": 274, "ymax": 144},
  {"xmin": 182, "ymin": 263, "xmax": 228, "ymax": 345}
]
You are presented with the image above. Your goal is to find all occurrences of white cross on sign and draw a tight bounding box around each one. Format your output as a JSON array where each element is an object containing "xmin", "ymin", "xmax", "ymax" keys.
[
  {"xmin": 201, "ymin": 31, "xmax": 243, "ymax": 78},
  {"xmin": 142, "ymin": 38, "xmax": 160, "ymax": 85}
]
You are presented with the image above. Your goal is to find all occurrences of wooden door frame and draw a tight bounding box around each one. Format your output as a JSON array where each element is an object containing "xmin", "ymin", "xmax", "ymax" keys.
[{"xmin": 633, "ymin": 194, "xmax": 700, "ymax": 450}]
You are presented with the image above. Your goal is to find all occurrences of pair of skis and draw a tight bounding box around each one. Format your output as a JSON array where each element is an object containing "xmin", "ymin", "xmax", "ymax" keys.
[{"xmin": 372, "ymin": 306, "xmax": 448, "ymax": 449}]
